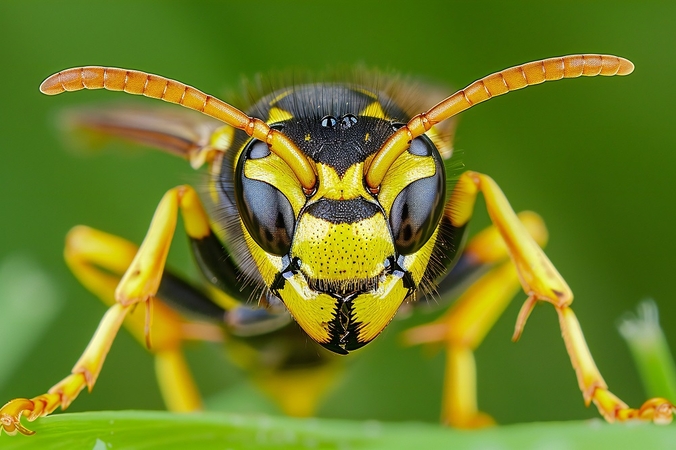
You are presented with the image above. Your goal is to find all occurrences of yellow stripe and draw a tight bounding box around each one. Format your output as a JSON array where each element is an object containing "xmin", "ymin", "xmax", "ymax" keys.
[
  {"xmin": 377, "ymin": 152, "xmax": 436, "ymax": 214},
  {"xmin": 268, "ymin": 106, "xmax": 293, "ymax": 123},
  {"xmin": 359, "ymin": 101, "xmax": 387, "ymax": 119},
  {"xmin": 351, "ymin": 276, "xmax": 409, "ymax": 344},
  {"xmin": 244, "ymin": 153, "xmax": 306, "ymax": 216},
  {"xmin": 276, "ymin": 274, "xmax": 336, "ymax": 343},
  {"xmin": 314, "ymin": 163, "xmax": 370, "ymax": 200}
]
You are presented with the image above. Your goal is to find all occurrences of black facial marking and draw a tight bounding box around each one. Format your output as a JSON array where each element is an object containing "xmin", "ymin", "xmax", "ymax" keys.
[
  {"xmin": 318, "ymin": 255, "xmax": 414, "ymax": 355},
  {"xmin": 305, "ymin": 198, "xmax": 379, "ymax": 224},
  {"xmin": 250, "ymin": 85, "xmax": 409, "ymax": 176}
]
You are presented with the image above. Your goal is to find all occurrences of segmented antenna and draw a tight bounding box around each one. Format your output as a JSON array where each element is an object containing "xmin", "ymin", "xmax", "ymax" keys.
[
  {"xmin": 365, "ymin": 54, "xmax": 634, "ymax": 189},
  {"xmin": 40, "ymin": 67, "xmax": 317, "ymax": 192}
]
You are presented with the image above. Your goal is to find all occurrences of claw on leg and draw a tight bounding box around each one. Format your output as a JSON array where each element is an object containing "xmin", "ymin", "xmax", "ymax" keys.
[
  {"xmin": 442, "ymin": 170, "xmax": 675, "ymax": 425},
  {"xmin": 1, "ymin": 187, "xmax": 214, "ymax": 436},
  {"xmin": 0, "ymin": 304, "xmax": 130, "ymax": 436},
  {"xmin": 558, "ymin": 306, "xmax": 675, "ymax": 424},
  {"xmin": 0, "ymin": 374, "xmax": 91, "ymax": 436},
  {"xmin": 1, "ymin": 398, "xmax": 38, "ymax": 436}
]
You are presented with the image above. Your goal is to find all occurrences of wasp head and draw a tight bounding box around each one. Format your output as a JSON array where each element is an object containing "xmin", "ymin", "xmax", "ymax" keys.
[{"xmin": 232, "ymin": 85, "xmax": 446, "ymax": 354}]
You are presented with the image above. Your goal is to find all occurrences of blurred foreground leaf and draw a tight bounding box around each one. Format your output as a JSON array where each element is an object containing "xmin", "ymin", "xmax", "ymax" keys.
[
  {"xmin": 1, "ymin": 411, "xmax": 675, "ymax": 449},
  {"xmin": 0, "ymin": 255, "xmax": 61, "ymax": 389},
  {"xmin": 619, "ymin": 300, "xmax": 676, "ymax": 402}
]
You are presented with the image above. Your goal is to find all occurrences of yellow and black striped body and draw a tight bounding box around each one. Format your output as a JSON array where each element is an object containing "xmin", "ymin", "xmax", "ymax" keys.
[
  {"xmin": 209, "ymin": 83, "xmax": 466, "ymax": 354},
  {"xmin": 6, "ymin": 57, "xmax": 659, "ymax": 436}
]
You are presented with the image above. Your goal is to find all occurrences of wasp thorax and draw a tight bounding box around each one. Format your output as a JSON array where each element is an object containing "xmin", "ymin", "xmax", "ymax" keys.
[{"xmin": 291, "ymin": 197, "xmax": 394, "ymax": 297}]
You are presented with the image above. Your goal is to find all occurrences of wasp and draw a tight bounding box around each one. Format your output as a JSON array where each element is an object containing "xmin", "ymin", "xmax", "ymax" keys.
[{"xmin": 1, "ymin": 54, "xmax": 674, "ymax": 436}]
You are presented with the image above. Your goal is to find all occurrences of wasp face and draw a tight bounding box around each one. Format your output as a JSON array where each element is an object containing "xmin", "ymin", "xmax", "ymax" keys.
[{"xmin": 232, "ymin": 85, "xmax": 447, "ymax": 354}]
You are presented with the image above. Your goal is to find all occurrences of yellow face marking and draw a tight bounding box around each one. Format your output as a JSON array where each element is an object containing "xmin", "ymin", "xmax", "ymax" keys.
[
  {"xmin": 275, "ymin": 273, "xmax": 337, "ymax": 343},
  {"xmin": 241, "ymin": 226, "xmax": 283, "ymax": 286},
  {"xmin": 364, "ymin": 132, "xmax": 370, "ymax": 142},
  {"xmin": 377, "ymin": 152, "xmax": 436, "ymax": 214},
  {"xmin": 243, "ymin": 153, "xmax": 306, "ymax": 216},
  {"xmin": 359, "ymin": 101, "xmax": 387, "ymax": 119},
  {"xmin": 291, "ymin": 213, "xmax": 394, "ymax": 282},
  {"xmin": 350, "ymin": 275, "xmax": 410, "ymax": 343},
  {"xmin": 268, "ymin": 106, "xmax": 293, "ymax": 123},
  {"xmin": 402, "ymin": 227, "xmax": 439, "ymax": 286},
  {"xmin": 313, "ymin": 163, "xmax": 370, "ymax": 201},
  {"xmin": 232, "ymin": 112, "xmax": 443, "ymax": 349},
  {"xmin": 304, "ymin": 133, "xmax": 311, "ymax": 142}
]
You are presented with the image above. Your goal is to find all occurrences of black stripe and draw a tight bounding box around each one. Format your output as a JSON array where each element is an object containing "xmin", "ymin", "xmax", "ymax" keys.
[
  {"xmin": 191, "ymin": 232, "xmax": 256, "ymax": 302},
  {"xmin": 158, "ymin": 271, "xmax": 226, "ymax": 320},
  {"xmin": 305, "ymin": 198, "xmax": 379, "ymax": 224}
]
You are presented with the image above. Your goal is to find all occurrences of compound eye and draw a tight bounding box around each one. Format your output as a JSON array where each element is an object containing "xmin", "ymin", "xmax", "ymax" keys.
[
  {"xmin": 389, "ymin": 135, "xmax": 445, "ymax": 255},
  {"xmin": 236, "ymin": 140, "xmax": 296, "ymax": 256}
]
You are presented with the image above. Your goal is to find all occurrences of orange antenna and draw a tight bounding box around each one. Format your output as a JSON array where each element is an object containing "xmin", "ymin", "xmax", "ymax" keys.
[
  {"xmin": 365, "ymin": 54, "xmax": 634, "ymax": 189},
  {"xmin": 40, "ymin": 67, "xmax": 317, "ymax": 192}
]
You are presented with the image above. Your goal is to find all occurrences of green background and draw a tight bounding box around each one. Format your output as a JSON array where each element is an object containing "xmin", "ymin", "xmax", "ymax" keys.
[{"xmin": 1, "ymin": 0, "xmax": 675, "ymax": 427}]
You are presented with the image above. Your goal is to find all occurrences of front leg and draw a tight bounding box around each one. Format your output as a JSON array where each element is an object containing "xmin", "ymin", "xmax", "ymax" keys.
[
  {"xmin": 448, "ymin": 170, "xmax": 675, "ymax": 423},
  {"xmin": 0, "ymin": 185, "xmax": 212, "ymax": 436}
]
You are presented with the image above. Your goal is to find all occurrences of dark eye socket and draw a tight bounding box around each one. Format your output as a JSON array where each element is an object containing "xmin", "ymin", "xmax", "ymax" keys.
[
  {"xmin": 235, "ymin": 140, "xmax": 296, "ymax": 256},
  {"xmin": 389, "ymin": 135, "xmax": 445, "ymax": 255}
]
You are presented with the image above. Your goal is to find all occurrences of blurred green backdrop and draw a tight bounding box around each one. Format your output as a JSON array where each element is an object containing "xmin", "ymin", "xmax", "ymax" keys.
[{"xmin": 1, "ymin": 0, "xmax": 675, "ymax": 426}]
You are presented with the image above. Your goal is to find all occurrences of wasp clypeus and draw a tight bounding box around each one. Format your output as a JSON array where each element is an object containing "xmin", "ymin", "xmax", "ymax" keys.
[{"xmin": 1, "ymin": 54, "xmax": 674, "ymax": 436}]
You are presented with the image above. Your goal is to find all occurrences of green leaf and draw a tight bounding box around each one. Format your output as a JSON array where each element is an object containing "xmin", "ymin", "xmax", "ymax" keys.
[
  {"xmin": 1, "ymin": 411, "xmax": 675, "ymax": 450},
  {"xmin": 618, "ymin": 300, "xmax": 676, "ymax": 402}
]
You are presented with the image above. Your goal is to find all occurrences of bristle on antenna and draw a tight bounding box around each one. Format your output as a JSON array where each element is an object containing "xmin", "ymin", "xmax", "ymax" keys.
[{"xmin": 365, "ymin": 54, "xmax": 634, "ymax": 189}]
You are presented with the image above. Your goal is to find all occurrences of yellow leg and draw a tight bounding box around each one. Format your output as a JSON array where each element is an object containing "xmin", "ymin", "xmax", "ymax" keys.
[
  {"xmin": 0, "ymin": 303, "xmax": 131, "ymax": 435},
  {"xmin": 404, "ymin": 211, "xmax": 544, "ymax": 427},
  {"xmin": 115, "ymin": 185, "xmax": 210, "ymax": 306},
  {"xmin": 65, "ymin": 225, "xmax": 206, "ymax": 412},
  {"xmin": 1, "ymin": 185, "xmax": 214, "ymax": 435},
  {"xmin": 446, "ymin": 170, "xmax": 675, "ymax": 424},
  {"xmin": 255, "ymin": 364, "xmax": 343, "ymax": 418}
]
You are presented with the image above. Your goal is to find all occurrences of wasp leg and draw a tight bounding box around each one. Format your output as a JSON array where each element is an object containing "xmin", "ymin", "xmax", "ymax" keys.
[
  {"xmin": 66, "ymin": 225, "xmax": 225, "ymax": 414},
  {"xmin": 405, "ymin": 212, "xmax": 546, "ymax": 428},
  {"xmin": 0, "ymin": 302, "xmax": 134, "ymax": 436},
  {"xmin": 0, "ymin": 185, "xmax": 220, "ymax": 435},
  {"xmin": 446, "ymin": 170, "xmax": 674, "ymax": 424}
]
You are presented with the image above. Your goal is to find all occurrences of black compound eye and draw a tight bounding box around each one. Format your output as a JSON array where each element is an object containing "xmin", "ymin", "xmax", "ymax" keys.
[
  {"xmin": 235, "ymin": 140, "xmax": 296, "ymax": 256},
  {"xmin": 321, "ymin": 116, "xmax": 337, "ymax": 128},
  {"xmin": 408, "ymin": 135, "xmax": 433, "ymax": 156},
  {"xmin": 389, "ymin": 135, "xmax": 445, "ymax": 255}
]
